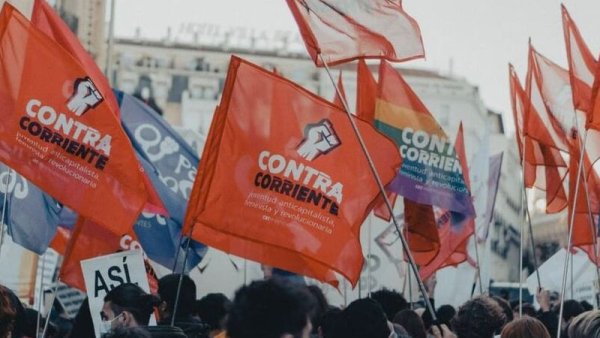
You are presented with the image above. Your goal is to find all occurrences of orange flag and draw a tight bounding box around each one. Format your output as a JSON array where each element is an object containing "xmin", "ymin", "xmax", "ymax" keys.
[
  {"xmin": 332, "ymin": 71, "xmax": 347, "ymax": 109},
  {"xmin": 419, "ymin": 124, "xmax": 475, "ymax": 280},
  {"xmin": 510, "ymin": 64, "xmax": 568, "ymax": 212},
  {"xmin": 30, "ymin": 0, "xmax": 166, "ymax": 216},
  {"xmin": 287, "ymin": 0, "xmax": 424, "ymax": 67},
  {"xmin": 562, "ymin": 5, "xmax": 597, "ymax": 115},
  {"xmin": 403, "ymin": 199, "xmax": 440, "ymax": 266},
  {"xmin": 0, "ymin": 5, "xmax": 147, "ymax": 233},
  {"xmin": 51, "ymin": 219, "xmax": 158, "ymax": 292},
  {"xmin": 355, "ymin": 59, "xmax": 398, "ymax": 221},
  {"xmin": 183, "ymin": 56, "xmax": 401, "ymax": 286}
]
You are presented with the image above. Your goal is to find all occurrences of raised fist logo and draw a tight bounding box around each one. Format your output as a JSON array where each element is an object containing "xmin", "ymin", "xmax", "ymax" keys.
[
  {"xmin": 297, "ymin": 119, "xmax": 341, "ymax": 161},
  {"xmin": 67, "ymin": 77, "xmax": 104, "ymax": 116}
]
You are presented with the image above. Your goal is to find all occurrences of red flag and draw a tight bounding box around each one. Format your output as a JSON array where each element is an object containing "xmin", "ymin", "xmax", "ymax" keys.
[
  {"xmin": 419, "ymin": 124, "xmax": 475, "ymax": 280},
  {"xmin": 287, "ymin": 0, "xmax": 424, "ymax": 67},
  {"xmin": 0, "ymin": 5, "xmax": 147, "ymax": 233},
  {"xmin": 183, "ymin": 56, "xmax": 401, "ymax": 286},
  {"xmin": 52, "ymin": 219, "xmax": 158, "ymax": 292},
  {"xmin": 332, "ymin": 71, "xmax": 347, "ymax": 108},
  {"xmin": 562, "ymin": 5, "xmax": 597, "ymax": 115},
  {"xmin": 356, "ymin": 59, "xmax": 378, "ymax": 123},
  {"xmin": 403, "ymin": 199, "xmax": 440, "ymax": 266},
  {"xmin": 30, "ymin": 0, "xmax": 166, "ymax": 216}
]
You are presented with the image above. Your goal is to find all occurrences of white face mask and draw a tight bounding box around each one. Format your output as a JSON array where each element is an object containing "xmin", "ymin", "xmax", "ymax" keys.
[{"xmin": 99, "ymin": 312, "xmax": 124, "ymax": 335}]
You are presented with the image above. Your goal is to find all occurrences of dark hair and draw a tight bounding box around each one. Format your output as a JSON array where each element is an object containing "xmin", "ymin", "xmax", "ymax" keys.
[
  {"xmin": 393, "ymin": 309, "xmax": 426, "ymax": 338},
  {"xmin": 370, "ymin": 288, "xmax": 408, "ymax": 320},
  {"xmin": 436, "ymin": 304, "xmax": 456, "ymax": 329},
  {"xmin": 102, "ymin": 326, "xmax": 152, "ymax": 338},
  {"xmin": 332, "ymin": 298, "xmax": 390, "ymax": 338},
  {"xmin": 500, "ymin": 316, "xmax": 550, "ymax": 338},
  {"xmin": 71, "ymin": 297, "xmax": 95, "ymax": 337},
  {"xmin": 104, "ymin": 283, "xmax": 160, "ymax": 325},
  {"xmin": 0, "ymin": 286, "xmax": 16, "ymax": 338},
  {"xmin": 157, "ymin": 274, "xmax": 197, "ymax": 318},
  {"xmin": 227, "ymin": 278, "xmax": 316, "ymax": 338},
  {"xmin": 491, "ymin": 296, "xmax": 513, "ymax": 326},
  {"xmin": 195, "ymin": 293, "xmax": 231, "ymax": 331},
  {"xmin": 307, "ymin": 285, "xmax": 329, "ymax": 333},
  {"xmin": 320, "ymin": 307, "xmax": 342, "ymax": 338},
  {"xmin": 567, "ymin": 310, "xmax": 600, "ymax": 338},
  {"xmin": 580, "ymin": 300, "xmax": 594, "ymax": 312},
  {"xmin": 451, "ymin": 296, "xmax": 506, "ymax": 338},
  {"xmin": 563, "ymin": 299, "xmax": 585, "ymax": 323}
]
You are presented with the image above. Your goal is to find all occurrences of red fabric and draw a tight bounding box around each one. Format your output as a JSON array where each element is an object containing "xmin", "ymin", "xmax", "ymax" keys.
[
  {"xmin": 403, "ymin": 199, "xmax": 440, "ymax": 266},
  {"xmin": 562, "ymin": 5, "xmax": 597, "ymax": 115},
  {"xmin": 286, "ymin": 0, "xmax": 424, "ymax": 67},
  {"xmin": 332, "ymin": 71, "xmax": 347, "ymax": 109},
  {"xmin": 30, "ymin": 0, "xmax": 167, "ymax": 216},
  {"xmin": 356, "ymin": 59, "xmax": 378, "ymax": 123},
  {"xmin": 0, "ymin": 5, "xmax": 146, "ymax": 234},
  {"xmin": 419, "ymin": 124, "xmax": 474, "ymax": 280},
  {"xmin": 52, "ymin": 218, "xmax": 158, "ymax": 293},
  {"xmin": 183, "ymin": 56, "xmax": 401, "ymax": 286}
]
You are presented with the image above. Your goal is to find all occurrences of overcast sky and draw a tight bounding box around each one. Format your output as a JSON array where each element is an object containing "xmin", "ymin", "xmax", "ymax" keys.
[{"xmin": 114, "ymin": 1, "xmax": 600, "ymax": 132}]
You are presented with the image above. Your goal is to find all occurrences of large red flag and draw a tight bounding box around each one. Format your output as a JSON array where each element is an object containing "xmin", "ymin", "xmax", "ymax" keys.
[
  {"xmin": 419, "ymin": 124, "xmax": 474, "ymax": 280},
  {"xmin": 562, "ymin": 5, "xmax": 597, "ymax": 115},
  {"xmin": 403, "ymin": 199, "xmax": 440, "ymax": 266},
  {"xmin": 355, "ymin": 59, "xmax": 398, "ymax": 222},
  {"xmin": 0, "ymin": 5, "xmax": 147, "ymax": 233},
  {"xmin": 183, "ymin": 56, "xmax": 401, "ymax": 286},
  {"xmin": 287, "ymin": 0, "xmax": 424, "ymax": 67},
  {"xmin": 51, "ymin": 219, "xmax": 158, "ymax": 292},
  {"xmin": 30, "ymin": 0, "xmax": 166, "ymax": 216}
]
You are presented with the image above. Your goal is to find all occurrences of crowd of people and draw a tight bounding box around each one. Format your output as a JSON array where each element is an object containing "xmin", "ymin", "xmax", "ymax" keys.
[{"xmin": 1, "ymin": 273, "xmax": 600, "ymax": 338}]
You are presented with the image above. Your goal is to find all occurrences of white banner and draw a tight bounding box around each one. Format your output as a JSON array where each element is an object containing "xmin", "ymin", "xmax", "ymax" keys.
[{"xmin": 81, "ymin": 250, "xmax": 153, "ymax": 338}]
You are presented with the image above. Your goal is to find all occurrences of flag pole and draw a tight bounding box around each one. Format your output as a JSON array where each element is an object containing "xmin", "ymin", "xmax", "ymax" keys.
[
  {"xmin": 523, "ymin": 191, "xmax": 542, "ymax": 289},
  {"xmin": 36, "ymin": 251, "xmax": 47, "ymax": 338},
  {"xmin": 318, "ymin": 54, "xmax": 438, "ymax": 322},
  {"xmin": 572, "ymin": 110, "xmax": 600, "ymax": 285},
  {"xmin": 473, "ymin": 235, "xmax": 484, "ymax": 295},
  {"xmin": 557, "ymin": 129, "xmax": 588, "ymax": 338},
  {"xmin": 0, "ymin": 168, "xmax": 12, "ymax": 255},
  {"xmin": 170, "ymin": 228, "xmax": 194, "ymax": 326},
  {"xmin": 367, "ymin": 216, "xmax": 373, "ymax": 297},
  {"xmin": 104, "ymin": 0, "xmax": 116, "ymax": 80}
]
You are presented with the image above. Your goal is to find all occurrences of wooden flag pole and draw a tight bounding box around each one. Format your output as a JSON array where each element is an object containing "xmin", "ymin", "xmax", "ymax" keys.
[
  {"xmin": 319, "ymin": 54, "xmax": 438, "ymax": 322},
  {"xmin": 557, "ymin": 129, "xmax": 589, "ymax": 338}
]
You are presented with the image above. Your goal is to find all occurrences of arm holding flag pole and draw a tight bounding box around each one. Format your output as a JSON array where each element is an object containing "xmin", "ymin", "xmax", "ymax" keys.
[{"xmin": 318, "ymin": 53, "xmax": 438, "ymax": 323}]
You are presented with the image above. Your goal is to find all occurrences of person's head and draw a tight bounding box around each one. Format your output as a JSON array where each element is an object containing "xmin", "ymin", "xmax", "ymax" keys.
[
  {"xmin": 567, "ymin": 310, "xmax": 600, "ymax": 338},
  {"xmin": 0, "ymin": 286, "xmax": 16, "ymax": 338},
  {"xmin": 370, "ymin": 288, "xmax": 408, "ymax": 320},
  {"xmin": 227, "ymin": 278, "xmax": 316, "ymax": 338},
  {"xmin": 451, "ymin": 296, "xmax": 506, "ymax": 338},
  {"xmin": 306, "ymin": 285, "xmax": 328, "ymax": 334},
  {"xmin": 580, "ymin": 300, "xmax": 594, "ymax": 312},
  {"xmin": 436, "ymin": 305, "xmax": 456, "ymax": 329},
  {"xmin": 319, "ymin": 307, "xmax": 341, "ymax": 338},
  {"xmin": 195, "ymin": 293, "xmax": 231, "ymax": 334},
  {"xmin": 332, "ymin": 298, "xmax": 390, "ymax": 338},
  {"xmin": 563, "ymin": 299, "xmax": 585, "ymax": 323},
  {"xmin": 157, "ymin": 274, "xmax": 197, "ymax": 320},
  {"xmin": 500, "ymin": 316, "xmax": 550, "ymax": 338},
  {"xmin": 102, "ymin": 283, "xmax": 160, "ymax": 332},
  {"xmin": 102, "ymin": 326, "xmax": 152, "ymax": 338},
  {"xmin": 491, "ymin": 296, "xmax": 513, "ymax": 330},
  {"xmin": 393, "ymin": 309, "xmax": 426, "ymax": 338}
]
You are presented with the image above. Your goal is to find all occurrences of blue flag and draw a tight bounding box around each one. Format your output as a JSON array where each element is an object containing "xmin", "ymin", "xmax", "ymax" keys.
[
  {"xmin": 115, "ymin": 90, "xmax": 207, "ymax": 271},
  {"xmin": 0, "ymin": 163, "xmax": 61, "ymax": 254}
]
